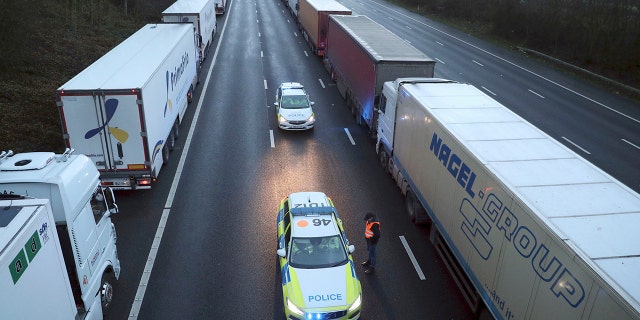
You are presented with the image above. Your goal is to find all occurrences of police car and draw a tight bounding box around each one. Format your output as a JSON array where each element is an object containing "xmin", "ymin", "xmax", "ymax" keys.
[
  {"xmin": 276, "ymin": 192, "xmax": 362, "ymax": 320},
  {"xmin": 274, "ymin": 82, "xmax": 316, "ymax": 130}
]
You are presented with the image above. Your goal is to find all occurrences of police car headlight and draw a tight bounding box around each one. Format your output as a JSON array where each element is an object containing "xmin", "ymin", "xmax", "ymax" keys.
[
  {"xmin": 279, "ymin": 115, "xmax": 288, "ymax": 123},
  {"xmin": 287, "ymin": 298, "xmax": 304, "ymax": 316},
  {"xmin": 348, "ymin": 294, "xmax": 361, "ymax": 313},
  {"xmin": 307, "ymin": 114, "xmax": 315, "ymax": 123}
]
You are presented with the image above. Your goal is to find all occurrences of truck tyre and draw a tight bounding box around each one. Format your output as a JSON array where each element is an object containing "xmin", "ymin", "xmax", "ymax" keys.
[
  {"xmin": 162, "ymin": 143, "xmax": 170, "ymax": 165},
  {"xmin": 173, "ymin": 120, "xmax": 180, "ymax": 140},
  {"xmin": 168, "ymin": 131, "xmax": 176, "ymax": 151},
  {"xmin": 379, "ymin": 150, "xmax": 389, "ymax": 173},
  {"xmin": 187, "ymin": 86, "xmax": 193, "ymax": 103},
  {"xmin": 100, "ymin": 272, "xmax": 115, "ymax": 314},
  {"xmin": 406, "ymin": 189, "xmax": 429, "ymax": 224}
]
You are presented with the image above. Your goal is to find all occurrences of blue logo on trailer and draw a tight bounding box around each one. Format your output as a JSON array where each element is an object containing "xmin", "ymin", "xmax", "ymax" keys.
[
  {"xmin": 85, "ymin": 98, "xmax": 129, "ymax": 144},
  {"xmin": 428, "ymin": 132, "xmax": 586, "ymax": 311}
]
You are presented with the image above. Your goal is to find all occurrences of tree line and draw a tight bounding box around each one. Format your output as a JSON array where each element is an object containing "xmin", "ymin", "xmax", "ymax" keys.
[{"xmin": 399, "ymin": 0, "xmax": 640, "ymax": 89}]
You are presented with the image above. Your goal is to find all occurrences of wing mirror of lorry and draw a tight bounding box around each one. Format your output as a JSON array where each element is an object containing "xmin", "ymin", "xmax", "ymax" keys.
[
  {"xmin": 104, "ymin": 187, "xmax": 119, "ymax": 215},
  {"xmin": 348, "ymin": 245, "xmax": 355, "ymax": 253},
  {"xmin": 277, "ymin": 248, "xmax": 286, "ymax": 257}
]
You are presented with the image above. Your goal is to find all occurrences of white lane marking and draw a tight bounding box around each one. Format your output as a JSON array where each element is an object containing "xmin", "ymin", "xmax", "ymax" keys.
[
  {"xmin": 287, "ymin": 19, "xmax": 290, "ymax": 23},
  {"xmin": 399, "ymin": 236, "xmax": 426, "ymax": 280},
  {"xmin": 562, "ymin": 137, "xmax": 591, "ymax": 154},
  {"xmin": 294, "ymin": 32, "xmax": 298, "ymax": 37},
  {"xmin": 406, "ymin": 25, "xmax": 412, "ymax": 30},
  {"xmin": 435, "ymin": 57, "xmax": 445, "ymax": 64},
  {"xmin": 319, "ymin": 78, "xmax": 325, "ymax": 88},
  {"xmin": 128, "ymin": 0, "xmax": 235, "ymax": 317},
  {"xmin": 528, "ymin": 89, "xmax": 545, "ymax": 99},
  {"xmin": 622, "ymin": 138, "xmax": 640, "ymax": 150},
  {"xmin": 261, "ymin": 51, "xmax": 263, "ymax": 58},
  {"xmin": 304, "ymin": 51, "xmax": 309, "ymax": 57},
  {"xmin": 362, "ymin": 1, "xmax": 640, "ymax": 125},
  {"xmin": 344, "ymin": 128, "xmax": 356, "ymax": 145},
  {"xmin": 472, "ymin": 60, "xmax": 484, "ymax": 67},
  {"xmin": 481, "ymin": 86, "xmax": 497, "ymax": 96},
  {"xmin": 436, "ymin": 41, "xmax": 444, "ymax": 46},
  {"xmin": 258, "ymin": 32, "xmax": 261, "ymax": 37},
  {"xmin": 264, "ymin": 80, "xmax": 268, "ymax": 90},
  {"xmin": 270, "ymin": 130, "xmax": 275, "ymax": 148}
]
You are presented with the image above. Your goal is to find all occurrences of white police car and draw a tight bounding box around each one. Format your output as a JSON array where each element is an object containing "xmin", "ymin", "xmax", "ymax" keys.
[
  {"xmin": 277, "ymin": 192, "xmax": 362, "ymax": 320},
  {"xmin": 274, "ymin": 82, "xmax": 315, "ymax": 130}
]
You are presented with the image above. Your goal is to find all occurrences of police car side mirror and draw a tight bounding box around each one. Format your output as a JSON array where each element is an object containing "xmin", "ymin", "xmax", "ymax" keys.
[
  {"xmin": 277, "ymin": 248, "xmax": 286, "ymax": 257},
  {"xmin": 348, "ymin": 245, "xmax": 355, "ymax": 253},
  {"xmin": 310, "ymin": 101, "xmax": 315, "ymax": 106},
  {"xmin": 274, "ymin": 102, "xmax": 279, "ymax": 106}
]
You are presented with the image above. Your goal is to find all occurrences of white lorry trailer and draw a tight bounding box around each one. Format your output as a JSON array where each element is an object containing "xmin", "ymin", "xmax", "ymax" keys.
[
  {"xmin": 0, "ymin": 149, "xmax": 120, "ymax": 319},
  {"xmin": 162, "ymin": 0, "xmax": 217, "ymax": 64},
  {"xmin": 56, "ymin": 23, "xmax": 198, "ymax": 190},
  {"xmin": 376, "ymin": 79, "xmax": 640, "ymax": 319}
]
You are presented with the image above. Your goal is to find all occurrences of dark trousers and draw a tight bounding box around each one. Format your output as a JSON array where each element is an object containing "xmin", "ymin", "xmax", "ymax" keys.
[{"xmin": 366, "ymin": 240, "xmax": 377, "ymax": 268}]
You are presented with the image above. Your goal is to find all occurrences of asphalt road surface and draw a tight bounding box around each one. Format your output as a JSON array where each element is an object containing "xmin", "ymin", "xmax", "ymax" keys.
[{"xmin": 106, "ymin": 0, "xmax": 640, "ymax": 319}]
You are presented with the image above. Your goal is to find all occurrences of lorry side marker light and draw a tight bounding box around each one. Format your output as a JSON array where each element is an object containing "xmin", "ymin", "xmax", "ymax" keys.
[{"xmin": 127, "ymin": 164, "xmax": 146, "ymax": 170}]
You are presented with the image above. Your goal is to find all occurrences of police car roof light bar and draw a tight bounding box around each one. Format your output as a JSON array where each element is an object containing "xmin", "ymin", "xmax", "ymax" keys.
[{"xmin": 290, "ymin": 206, "xmax": 335, "ymax": 216}]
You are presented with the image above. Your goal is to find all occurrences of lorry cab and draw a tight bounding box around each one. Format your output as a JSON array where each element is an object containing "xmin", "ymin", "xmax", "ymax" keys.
[
  {"xmin": 0, "ymin": 150, "xmax": 120, "ymax": 318},
  {"xmin": 377, "ymin": 78, "xmax": 455, "ymax": 159}
]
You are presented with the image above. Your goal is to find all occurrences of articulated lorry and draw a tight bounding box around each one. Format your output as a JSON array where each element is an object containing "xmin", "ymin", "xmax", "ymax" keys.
[
  {"xmin": 0, "ymin": 149, "xmax": 120, "ymax": 319},
  {"xmin": 324, "ymin": 15, "xmax": 435, "ymax": 130},
  {"xmin": 297, "ymin": 0, "xmax": 351, "ymax": 57},
  {"xmin": 376, "ymin": 78, "xmax": 640, "ymax": 319},
  {"xmin": 56, "ymin": 23, "xmax": 198, "ymax": 190},
  {"xmin": 162, "ymin": 0, "xmax": 218, "ymax": 64}
]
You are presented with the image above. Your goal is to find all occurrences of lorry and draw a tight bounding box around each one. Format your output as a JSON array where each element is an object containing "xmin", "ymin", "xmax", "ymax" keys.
[
  {"xmin": 0, "ymin": 149, "xmax": 120, "ymax": 319},
  {"xmin": 56, "ymin": 23, "xmax": 198, "ymax": 190},
  {"xmin": 162, "ymin": 0, "xmax": 218, "ymax": 64},
  {"xmin": 324, "ymin": 15, "xmax": 435, "ymax": 130},
  {"xmin": 297, "ymin": 0, "xmax": 351, "ymax": 57},
  {"xmin": 215, "ymin": 0, "xmax": 225, "ymax": 14},
  {"xmin": 375, "ymin": 78, "xmax": 640, "ymax": 319}
]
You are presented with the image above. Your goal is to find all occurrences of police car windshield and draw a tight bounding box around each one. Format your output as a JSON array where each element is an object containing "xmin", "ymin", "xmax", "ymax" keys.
[
  {"xmin": 290, "ymin": 236, "xmax": 348, "ymax": 269},
  {"xmin": 281, "ymin": 95, "xmax": 309, "ymax": 109}
]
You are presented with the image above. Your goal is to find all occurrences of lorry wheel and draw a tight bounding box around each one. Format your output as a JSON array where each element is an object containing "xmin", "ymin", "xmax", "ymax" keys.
[
  {"xmin": 173, "ymin": 120, "xmax": 180, "ymax": 140},
  {"xmin": 100, "ymin": 272, "xmax": 115, "ymax": 314},
  {"xmin": 162, "ymin": 143, "xmax": 170, "ymax": 165},
  {"xmin": 406, "ymin": 190, "xmax": 429, "ymax": 224},
  {"xmin": 379, "ymin": 150, "xmax": 389, "ymax": 173},
  {"xmin": 168, "ymin": 131, "xmax": 176, "ymax": 151},
  {"xmin": 406, "ymin": 190, "xmax": 418, "ymax": 223}
]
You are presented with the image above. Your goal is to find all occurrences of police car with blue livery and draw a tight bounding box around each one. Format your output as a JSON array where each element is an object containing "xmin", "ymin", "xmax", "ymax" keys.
[{"xmin": 277, "ymin": 192, "xmax": 362, "ymax": 319}]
